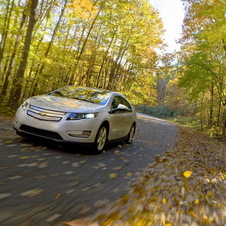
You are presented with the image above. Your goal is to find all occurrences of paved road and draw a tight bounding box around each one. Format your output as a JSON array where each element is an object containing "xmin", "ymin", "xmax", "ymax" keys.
[{"xmin": 0, "ymin": 114, "xmax": 177, "ymax": 225}]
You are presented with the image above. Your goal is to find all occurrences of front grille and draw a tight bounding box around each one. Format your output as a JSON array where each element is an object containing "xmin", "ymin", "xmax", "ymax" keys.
[
  {"xmin": 20, "ymin": 125, "xmax": 63, "ymax": 140},
  {"xmin": 27, "ymin": 105, "xmax": 66, "ymax": 121}
]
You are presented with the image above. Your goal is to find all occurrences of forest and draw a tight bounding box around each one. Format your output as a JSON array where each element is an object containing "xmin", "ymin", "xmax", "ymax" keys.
[
  {"xmin": 0, "ymin": 0, "xmax": 226, "ymax": 139},
  {"xmin": 0, "ymin": 0, "xmax": 163, "ymax": 108}
]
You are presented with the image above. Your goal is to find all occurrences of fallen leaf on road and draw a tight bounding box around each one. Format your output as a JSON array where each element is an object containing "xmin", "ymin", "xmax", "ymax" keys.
[
  {"xmin": 46, "ymin": 213, "xmax": 61, "ymax": 222},
  {"xmin": 62, "ymin": 218, "xmax": 98, "ymax": 226},
  {"xmin": 20, "ymin": 188, "xmax": 43, "ymax": 197},
  {"xmin": 64, "ymin": 171, "xmax": 74, "ymax": 175},
  {"xmin": 109, "ymin": 173, "xmax": 118, "ymax": 179},
  {"xmin": 70, "ymin": 181, "xmax": 80, "ymax": 186},
  {"xmin": 98, "ymin": 162, "xmax": 106, "ymax": 167},
  {"xmin": 78, "ymin": 206, "xmax": 90, "ymax": 215},
  {"xmin": 55, "ymin": 193, "xmax": 61, "ymax": 199},
  {"xmin": 183, "ymin": 171, "xmax": 192, "ymax": 178},
  {"xmin": 4, "ymin": 140, "xmax": 13, "ymax": 144},
  {"xmin": 113, "ymin": 166, "xmax": 123, "ymax": 171},
  {"xmin": 82, "ymin": 187, "xmax": 91, "ymax": 192},
  {"xmin": 66, "ymin": 189, "xmax": 75, "ymax": 194},
  {"xmin": 38, "ymin": 162, "xmax": 48, "ymax": 168},
  {"xmin": 0, "ymin": 166, "xmax": 9, "ymax": 170},
  {"xmin": 19, "ymin": 156, "xmax": 29, "ymax": 159},
  {"xmin": 72, "ymin": 163, "xmax": 80, "ymax": 167},
  {"xmin": 8, "ymin": 175, "xmax": 22, "ymax": 180},
  {"xmin": 126, "ymin": 172, "xmax": 134, "ymax": 177},
  {"xmin": 0, "ymin": 193, "xmax": 12, "ymax": 199}
]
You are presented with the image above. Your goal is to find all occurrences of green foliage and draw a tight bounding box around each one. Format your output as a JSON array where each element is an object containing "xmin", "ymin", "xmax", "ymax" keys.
[
  {"xmin": 179, "ymin": 0, "xmax": 226, "ymax": 139},
  {"xmin": 136, "ymin": 104, "xmax": 182, "ymax": 119},
  {"xmin": 0, "ymin": 0, "xmax": 164, "ymax": 108},
  {"xmin": 0, "ymin": 98, "xmax": 16, "ymax": 116},
  {"xmin": 171, "ymin": 116, "xmax": 200, "ymax": 128}
]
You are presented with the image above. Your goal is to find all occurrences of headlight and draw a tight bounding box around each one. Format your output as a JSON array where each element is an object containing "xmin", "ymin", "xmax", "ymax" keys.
[
  {"xmin": 21, "ymin": 101, "xmax": 29, "ymax": 110},
  {"xmin": 67, "ymin": 112, "xmax": 99, "ymax": 120}
]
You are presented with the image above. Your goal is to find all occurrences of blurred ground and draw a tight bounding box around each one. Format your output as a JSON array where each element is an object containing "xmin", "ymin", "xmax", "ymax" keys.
[
  {"xmin": 64, "ymin": 126, "xmax": 226, "ymax": 225},
  {"xmin": 0, "ymin": 114, "xmax": 177, "ymax": 225}
]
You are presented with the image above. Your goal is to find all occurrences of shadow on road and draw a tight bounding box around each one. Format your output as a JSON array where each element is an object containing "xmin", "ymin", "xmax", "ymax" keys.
[{"xmin": 19, "ymin": 135, "xmax": 124, "ymax": 156}]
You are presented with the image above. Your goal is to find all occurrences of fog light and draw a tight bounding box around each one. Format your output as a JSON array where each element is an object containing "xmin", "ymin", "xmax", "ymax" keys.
[
  {"xmin": 82, "ymin": 131, "xmax": 91, "ymax": 137},
  {"xmin": 67, "ymin": 130, "xmax": 91, "ymax": 138}
]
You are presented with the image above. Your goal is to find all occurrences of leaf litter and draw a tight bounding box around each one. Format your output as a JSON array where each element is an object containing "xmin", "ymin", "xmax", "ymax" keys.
[{"xmin": 63, "ymin": 126, "xmax": 226, "ymax": 225}]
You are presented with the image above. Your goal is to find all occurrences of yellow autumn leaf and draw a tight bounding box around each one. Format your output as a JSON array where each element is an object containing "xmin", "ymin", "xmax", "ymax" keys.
[
  {"xmin": 5, "ymin": 140, "xmax": 13, "ymax": 144},
  {"xmin": 165, "ymin": 222, "xmax": 172, "ymax": 226},
  {"xmin": 189, "ymin": 211, "xmax": 196, "ymax": 217},
  {"xmin": 0, "ymin": 166, "xmax": 9, "ymax": 170},
  {"xmin": 195, "ymin": 199, "xmax": 199, "ymax": 204},
  {"xmin": 109, "ymin": 173, "xmax": 118, "ymax": 179},
  {"xmin": 55, "ymin": 193, "xmax": 61, "ymax": 199},
  {"xmin": 126, "ymin": 172, "xmax": 134, "ymax": 177},
  {"xmin": 31, "ymin": 155, "xmax": 39, "ymax": 158},
  {"xmin": 183, "ymin": 171, "xmax": 192, "ymax": 178},
  {"xmin": 202, "ymin": 215, "xmax": 213, "ymax": 224},
  {"xmin": 206, "ymin": 191, "xmax": 213, "ymax": 198},
  {"xmin": 135, "ymin": 219, "xmax": 145, "ymax": 226},
  {"xmin": 162, "ymin": 198, "xmax": 167, "ymax": 204},
  {"xmin": 21, "ymin": 188, "xmax": 43, "ymax": 197},
  {"xmin": 19, "ymin": 156, "xmax": 29, "ymax": 159}
]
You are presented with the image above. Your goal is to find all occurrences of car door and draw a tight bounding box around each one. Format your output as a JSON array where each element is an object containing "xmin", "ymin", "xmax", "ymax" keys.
[{"xmin": 108, "ymin": 95, "xmax": 134, "ymax": 140}]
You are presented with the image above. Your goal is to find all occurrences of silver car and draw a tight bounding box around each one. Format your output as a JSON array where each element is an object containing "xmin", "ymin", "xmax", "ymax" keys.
[{"xmin": 14, "ymin": 86, "xmax": 136, "ymax": 153}]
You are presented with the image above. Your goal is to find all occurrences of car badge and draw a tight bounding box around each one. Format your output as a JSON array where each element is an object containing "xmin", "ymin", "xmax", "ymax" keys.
[{"xmin": 40, "ymin": 112, "xmax": 46, "ymax": 116}]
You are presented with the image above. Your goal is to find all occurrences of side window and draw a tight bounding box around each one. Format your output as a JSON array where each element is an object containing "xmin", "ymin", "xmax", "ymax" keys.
[
  {"xmin": 121, "ymin": 97, "xmax": 132, "ymax": 111},
  {"xmin": 110, "ymin": 96, "xmax": 132, "ymax": 112},
  {"xmin": 110, "ymin": 96, "xmax": 121, "ymax": 110}
]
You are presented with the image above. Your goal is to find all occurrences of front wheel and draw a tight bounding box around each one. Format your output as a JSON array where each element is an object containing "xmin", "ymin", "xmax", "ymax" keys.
[
  {"xmin": 94, "ymin": 125, "xmax": 108, "ymax": 153},
  {"xmin": 126, "ymin": 124, "xmax": 136, "ymax": 144}
]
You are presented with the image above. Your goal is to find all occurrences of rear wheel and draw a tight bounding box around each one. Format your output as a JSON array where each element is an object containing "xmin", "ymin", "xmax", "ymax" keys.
[
  {"xmin": 126, "ymin": 124, "xmax": 135, "ymax": 144},
  {"xmin": 94, "ymin": 125, "xmax": 108, "ymax": 153}
]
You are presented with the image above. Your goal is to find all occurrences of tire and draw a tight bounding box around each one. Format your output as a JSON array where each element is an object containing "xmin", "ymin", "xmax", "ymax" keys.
[
  {"xmin": 94, "ymin": 125, "xmax": 108, "ymax": 153},
  {"xmin": 126, "ymin": 124, "xmax": 136, "ymax": 144}
]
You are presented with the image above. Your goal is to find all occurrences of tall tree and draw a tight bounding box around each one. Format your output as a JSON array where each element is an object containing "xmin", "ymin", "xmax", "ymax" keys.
[
  {"xmin": 10, "ymin": 0, "xmax": 38, "ymax": 107},
  {"xmin": 179, "ymin": 0, "xmax": 226, "ymax": 137}
]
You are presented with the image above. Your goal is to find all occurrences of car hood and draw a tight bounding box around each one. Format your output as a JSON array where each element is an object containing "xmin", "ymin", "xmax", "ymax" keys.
[{"xmin": 27, "ymin": 95, "xmax": 104, "ymax": 112}]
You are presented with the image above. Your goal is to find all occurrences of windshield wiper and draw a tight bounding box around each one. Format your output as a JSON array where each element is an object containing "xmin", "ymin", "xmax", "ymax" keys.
[
  {"xmin": 50, "ymin": 91, "xmax": 64, "ymax": 97},
  {"xmin": 73, "ymin": 98, "xmax": 94, "ymax": 103}
]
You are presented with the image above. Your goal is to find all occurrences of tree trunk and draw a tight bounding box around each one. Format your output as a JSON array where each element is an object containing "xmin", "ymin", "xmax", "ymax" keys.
[
  {"xmin": 76, "ymin": 8, "xmax": 101, "ymax": 65},
  {"xmin": 0, "ymin": 0, "xmax": 15, "ymax": 72},
  {"xmin": 96, "ymin": 29, "xmax": 117, "ymax": 87},
  {"xmin": 1, "ymin": 10, "xmax": 27, "ymax": 96},
  {"xmin": 209, "ymin": 79, "xmax": 214, "ymax": 126},
  {"xmin": 9, "ymin": 0, "xmax": 38, "ymax": 108},
  {"xmin": 38, "ymin": 0, "xmax": 68, "ymax": 75}
]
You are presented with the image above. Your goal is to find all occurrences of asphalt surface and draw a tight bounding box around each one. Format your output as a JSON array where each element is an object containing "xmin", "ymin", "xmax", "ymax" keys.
[{"xmin": 0, "ymin": 114, "xmax": 177, "ymax": 225}]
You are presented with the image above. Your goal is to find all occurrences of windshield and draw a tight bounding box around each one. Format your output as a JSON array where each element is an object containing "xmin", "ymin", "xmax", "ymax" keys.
[{"xmin": 50, "ymin": 86, "xmax": 110, "ymax": 105}]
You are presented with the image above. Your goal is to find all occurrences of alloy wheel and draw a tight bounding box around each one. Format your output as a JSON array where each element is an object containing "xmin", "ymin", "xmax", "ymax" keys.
[
  {"xmin": 96, "ymin": 126, "xmax": 107, "ymax": 152},
  {"xmin": 127, "ymin": 124, "xmax": 135, "ymax": 144}
]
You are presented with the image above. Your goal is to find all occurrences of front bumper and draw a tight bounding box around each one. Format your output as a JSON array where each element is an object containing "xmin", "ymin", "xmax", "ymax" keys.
[{"xmin": 14, "ymin": 106, "xmax": 102, "ymax": 144}]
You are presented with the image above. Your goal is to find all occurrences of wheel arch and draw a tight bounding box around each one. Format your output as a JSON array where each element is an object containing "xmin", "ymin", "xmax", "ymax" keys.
[{"xmin": 100, "ymin": 120, "xmax": 110, "ymax": 139}]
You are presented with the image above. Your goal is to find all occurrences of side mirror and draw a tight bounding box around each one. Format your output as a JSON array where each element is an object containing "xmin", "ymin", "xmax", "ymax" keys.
[
  {"xmin": 109, "ymin": 104, "xmax": 129, "ymax": 114},
  {"xmin": 117, "ymin": 104, "xmax": 129, "ymax": 110}
]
